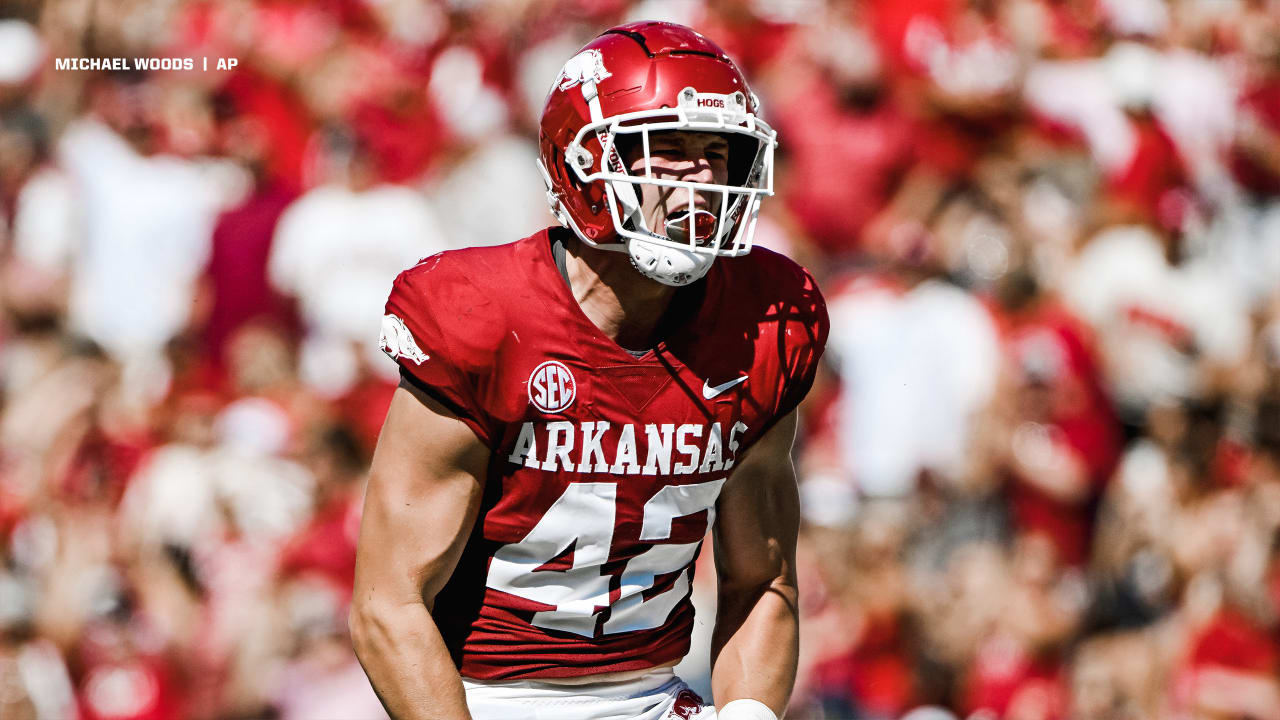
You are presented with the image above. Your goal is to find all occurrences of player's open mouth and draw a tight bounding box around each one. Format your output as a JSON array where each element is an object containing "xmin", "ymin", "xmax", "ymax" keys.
[{"xmin": 664, "ymin": 209, "xmax": 718, "ymax": 245}]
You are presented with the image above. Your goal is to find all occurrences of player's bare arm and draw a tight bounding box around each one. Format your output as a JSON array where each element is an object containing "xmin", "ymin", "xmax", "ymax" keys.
[
  {"xmin": 350, "ymin": 381, "xmax": 489, "ymax": 720},
  {"xmin": 711, "ymin": 411, "xmax": 801, "ymax": 719}
]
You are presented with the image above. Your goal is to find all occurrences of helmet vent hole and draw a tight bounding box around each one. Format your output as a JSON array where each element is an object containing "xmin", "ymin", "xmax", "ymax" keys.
[{"xmin": 601, "ymin": 29, "xmax": 655, "ymax": 58}]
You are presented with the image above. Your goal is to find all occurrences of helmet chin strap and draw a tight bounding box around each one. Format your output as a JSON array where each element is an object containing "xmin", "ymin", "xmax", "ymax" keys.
[{"xmin": 579, "ymin": 77, "xmax": 646, "ymax": 232}]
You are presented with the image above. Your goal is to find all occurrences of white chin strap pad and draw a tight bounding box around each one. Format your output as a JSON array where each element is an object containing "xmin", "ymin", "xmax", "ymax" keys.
[{"xmin": 627, "ymin": 236, "xmax": 714, "ymax": 287}]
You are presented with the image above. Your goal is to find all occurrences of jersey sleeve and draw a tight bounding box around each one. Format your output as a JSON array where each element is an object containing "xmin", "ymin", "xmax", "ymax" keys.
[
  {"xmin": 381, "ymin": 253, "xmax": 498, "ymax": 446},
  {"xmin": 775, "ymin": 264, "xmax": 830, "ymax": 421}
]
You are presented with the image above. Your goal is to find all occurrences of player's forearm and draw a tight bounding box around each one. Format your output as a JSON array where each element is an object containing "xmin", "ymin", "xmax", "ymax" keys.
[
  {"xmin": 349, "ymin": 599, "xmax": 472, "ymax": 720},
  {"xmin": 709, "ymin": 577, "xmax": 800, "ymax": 717}
]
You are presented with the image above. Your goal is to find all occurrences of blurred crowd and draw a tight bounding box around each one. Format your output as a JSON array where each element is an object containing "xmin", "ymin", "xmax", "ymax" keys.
[{"xmin": 0, "ymin": 0, "xmax": 1278, "ymax": 718}]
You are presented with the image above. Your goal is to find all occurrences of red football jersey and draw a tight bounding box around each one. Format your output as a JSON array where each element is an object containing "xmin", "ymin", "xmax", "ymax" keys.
[{"xmin": 380, "ymin": 228, "xmax": 828, "ymax": 679}]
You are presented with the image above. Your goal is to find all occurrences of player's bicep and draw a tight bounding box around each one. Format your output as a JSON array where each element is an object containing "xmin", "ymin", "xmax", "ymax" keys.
[
  {"xmin": 712, "ymin": 412, "xmax": 800, "ymax": 590},
  {"xmin": 355, "ymin": 382, "xmax": 490, "ymax": 607}
]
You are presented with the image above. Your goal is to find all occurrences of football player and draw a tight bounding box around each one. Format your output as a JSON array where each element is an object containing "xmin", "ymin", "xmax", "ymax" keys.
[{"xmin": 351, "ymin": 21, "xmax": 828, "ymax": 720}]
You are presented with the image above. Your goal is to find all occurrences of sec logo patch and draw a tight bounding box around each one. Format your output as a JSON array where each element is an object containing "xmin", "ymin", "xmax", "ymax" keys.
[{"xmin": 528, "ymin": 361, "xmax": 576, "ymax": 413}]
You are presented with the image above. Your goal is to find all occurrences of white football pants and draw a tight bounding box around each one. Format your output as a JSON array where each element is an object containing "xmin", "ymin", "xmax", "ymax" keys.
[{"xmin": 463, "ymin": 668, "xmax": 716, "ymax": 720}]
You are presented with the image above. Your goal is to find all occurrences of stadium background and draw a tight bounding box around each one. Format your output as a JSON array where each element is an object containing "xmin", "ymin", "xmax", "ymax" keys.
[{"xmin": 1, "ymin": 0, "xmax": 1279, "ymax": 718}]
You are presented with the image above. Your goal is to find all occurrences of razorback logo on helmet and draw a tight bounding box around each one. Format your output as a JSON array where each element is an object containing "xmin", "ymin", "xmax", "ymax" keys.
[
  {"xmin": 379, "ymin": 314, "xmax": 430, "ymax": 365},
  {"xmin": 556, "ymin": 49, "xmax": 611, "ymax": 92}
]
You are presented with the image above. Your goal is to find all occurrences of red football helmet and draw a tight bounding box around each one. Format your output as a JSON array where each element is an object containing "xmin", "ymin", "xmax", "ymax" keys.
[{"xmin": 537, "ymin": 21, "xmax": 777, "ymax": 286}]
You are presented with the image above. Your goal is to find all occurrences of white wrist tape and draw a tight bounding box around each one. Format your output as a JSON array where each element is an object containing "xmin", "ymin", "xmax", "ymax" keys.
[{"xmin": 717, "ymin": 698, "xmax": 779, "ymax": 720}]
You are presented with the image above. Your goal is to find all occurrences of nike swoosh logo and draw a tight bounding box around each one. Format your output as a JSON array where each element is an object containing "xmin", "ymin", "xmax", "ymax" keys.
[{"xmin": 702, "ymin": 375, "xmax": 748, "ymax": 399}]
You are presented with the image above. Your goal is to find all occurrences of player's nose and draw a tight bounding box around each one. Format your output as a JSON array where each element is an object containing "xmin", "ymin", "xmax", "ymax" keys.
[
  {"xmin": 683, "ymin": 156, "xmax": 715, "ymax": 185},
  {"xmin": 682, "ymin": 159, "xmax": 717, "ymax": 211}
]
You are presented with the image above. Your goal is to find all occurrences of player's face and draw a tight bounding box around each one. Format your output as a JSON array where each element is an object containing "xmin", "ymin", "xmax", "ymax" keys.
[{"xmin": 622, "ymin": 130, "xmax": 731, "ymax": 245}]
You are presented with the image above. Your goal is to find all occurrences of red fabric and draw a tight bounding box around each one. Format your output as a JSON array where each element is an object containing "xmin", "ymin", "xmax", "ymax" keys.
[
  {"xmin": 80, "ymin": 661, "xmax": 181, "ymax": 720},
  {"xmin": 201, "ymin": 182, "xmax": 300, "ymax": 367},
  {"xmin": 866, "ymin": 0, "xmax": 1022, "ymax": 179},
  {"xmin": 963, "ymin": 637, "xmax": 1066, "ymax": 719},
  {"xmin": 217, "ymin": 69, "xmax": 312, "ymax": 193},
  {"xmin": 172, "ymin": 0, "xmax": 219, "ymax": 48},
  {"xmin": 913, "ymin": 115, "xmax": 1015, "ymax": 179},
  {"xmin": 333, "ymin": 376, "xmax": 396, "ymax": 459},
  {"xmin": 384, "ymin": 229, "xmax": 828, "ymax": 679},
  {"xmin": 348, "ymin": 94, "xmax": 444, "ymax": 184},
  {"xmin": 165, "ymin": 358, "xmax": 229, "ymax": 407},
  {"xmin": 310, "ymin": 0, "xmax": 380, "ymax": 35},
  {"xmin": 250, "ymin": 1, "xmax": 346, "ymax": 66},
  {"xmin": 1231, "ymin": 76, "xmax": 1280, "ymax": 196},
  {"xmin": 776, "ymin": 78, "xmax": 916, "ymax": 254},
  {"xmin": 1041, "ymin": 0, "xmax": 1103, "ymax": 58},
  {"xmin": 1001, "ymin": 302, "xmax": 1121, "ymax": 566},
  {"xmin": 1190, "ymin": 609, "xmax": 1279, "ymax": 674},
  {"xmin": 695, "ymin": 15, "xmax": 797, "ymax": 76},
  {"xmin": 812, "ymin": 613, "xmax": 919, "ymax": 716},
  {"xmin": 0, "ymin": 479, "xmax": 27, "ymax": 542},
  {"xmin": 1007, "ymin": 472, "xmax": 1095, "ymax": 567},
  {"xmin": 1210, "ymin": 439, "xmax": 1252, "ymax": 488},
  {"xmin": 58, "ymin": 429, "xmax": 154, "ymax": 507},
  {"xmin": 277, "ymin": 494, "xmax": 360, "ymax": 592},
  {"xmin": 1026, "ymin": 109, "xmax": 1090, "ymax": 150},
  {"xmin": 1169, "ymin": 608, "xmax": 1280, "ymax": 717},
  {"xmin": 1105, "ymin": 115, "xmax": 1190, "ymax": 229},
  {"xmin": 868, "ymin": 0, "xmax": 956, "ymax": 76}
]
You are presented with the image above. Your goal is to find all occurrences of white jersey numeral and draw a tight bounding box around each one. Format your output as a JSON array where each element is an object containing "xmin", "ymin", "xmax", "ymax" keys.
[
  {"xmin": 486, "ymin": 483, "xmax": 617, "ymax": 636},
  {"xmin": 603, "ymin": 479, "xmax": 725, "ymax": 634},
  {"xmin": 485, "ymin": 479, "xmax": 725, "ymax": 637}
]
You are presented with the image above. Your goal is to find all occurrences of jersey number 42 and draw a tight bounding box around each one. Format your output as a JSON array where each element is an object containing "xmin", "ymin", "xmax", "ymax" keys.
[{"xmin": 486, "ymin": 479, "xmax": 726, "ymax": 637}]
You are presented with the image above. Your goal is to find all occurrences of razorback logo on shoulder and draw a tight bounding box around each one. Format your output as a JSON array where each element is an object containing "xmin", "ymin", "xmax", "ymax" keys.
[
  {"xmin": 556, "ymin": 49, "xmax": 611, "ymax": 92},
  {"xmin": 380, "ymin": 314, "xmax": 429, "ymax": 365}
]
